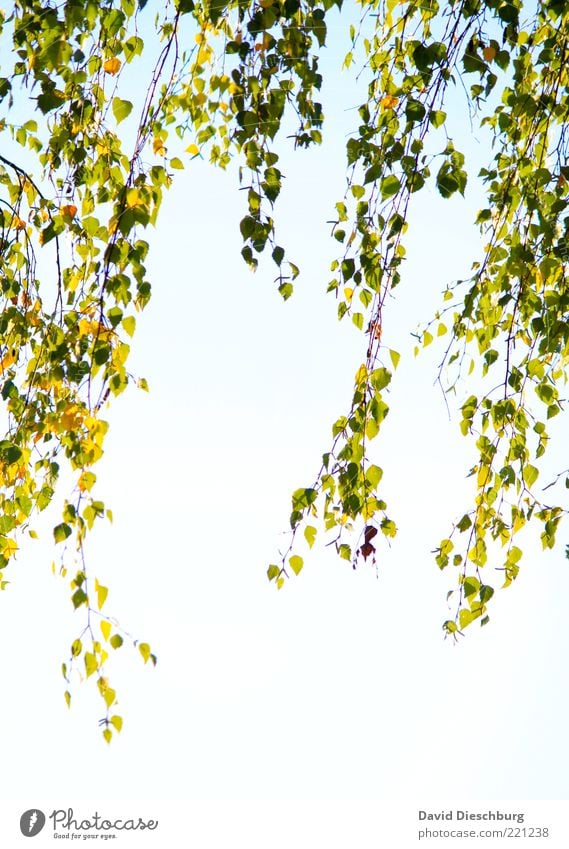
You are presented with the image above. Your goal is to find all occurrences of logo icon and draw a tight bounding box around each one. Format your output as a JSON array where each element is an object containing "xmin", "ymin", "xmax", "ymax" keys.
[{"xmin": 19, "ymin": 809, "xmax": 46, "ymax": 837}]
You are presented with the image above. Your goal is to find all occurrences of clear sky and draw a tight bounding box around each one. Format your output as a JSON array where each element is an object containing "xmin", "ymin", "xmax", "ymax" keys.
[{"xmin": 1, "ymin": 4, "xmax": 569, "ymax": 847}]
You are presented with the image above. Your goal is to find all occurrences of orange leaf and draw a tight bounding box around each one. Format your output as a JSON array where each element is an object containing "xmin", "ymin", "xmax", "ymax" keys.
[
  {"xmin": 103, "ymin": 57, "xmax": 121, "ymax": 75},
  {"xmin": 60, "ymin": 204, "xmax": 77, "ymax": 218},
  {"xmin": 483, "ymin": 46, "xmax": 497, "ymax": 62},
  {"xmin": 381, "ymin": 95, "xmax": 399, "ymax": 110}
]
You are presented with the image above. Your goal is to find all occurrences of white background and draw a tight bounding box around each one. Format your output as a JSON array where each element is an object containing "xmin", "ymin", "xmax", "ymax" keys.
[{"xmin": 1, "ymin": 5, "xmax": 569, "ymax": 846}]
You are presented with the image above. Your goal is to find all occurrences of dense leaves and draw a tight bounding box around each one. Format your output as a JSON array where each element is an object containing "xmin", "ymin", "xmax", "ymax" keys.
[{"xmin": 1, "ymin": 0, "xmax": 568, "ymax": 735}]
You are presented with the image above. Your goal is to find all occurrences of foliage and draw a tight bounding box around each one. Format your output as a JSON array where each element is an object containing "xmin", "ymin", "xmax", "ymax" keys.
[{"xmin": 0, "ymin": 0, "xmax": 568, "ymax": 735}]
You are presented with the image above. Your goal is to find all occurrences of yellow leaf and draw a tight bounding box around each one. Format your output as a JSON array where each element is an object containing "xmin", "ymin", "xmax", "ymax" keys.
[
  {"xmin": 3, "ymin": 538, "xmax": 18, "ymax": 558},
  {"xmin": 78, "ymin": 318, "xmax": 95, "ymax": 337},
  {"xmin": 153, "ymin": 138, "xmax": 166, "ymax": 156},
  {"xmin": 110, "ymin": 715, "xmax": 123, "ymax": 732},
  {"xmin": 60, "ymin": 413, "xmax": 76, "ymax": 430},
  {"xmin": 96, "ymin": 140, "xmax": 111, "ymax": 157},
  {"xmin": 381, "ymin": 95, "xmax": 399, "ymax": 109},
  {"xmin": 477, "ymin": 464, "xmax": 491, "ymax": 488},
  {"xmin": 196, "ymin": 44, "xmax": 212, "ymax": 64},
  {"xmin": 355, "ymin": 363, "xmax": 368, "ymax": 385},
  {"xmin": 186, "ymin": 143, "xmax": 200, "ymax": 156},
  {"xmin": 125, "ymin": 188, "xmax": 140, "ymax": 207},
  {"xmin": 78, "ymin": 470, "xmax": 96, "ymax": 492},
  {"xmin": 100, "ymin": 619, "xmax": 111, "ymax": 641},
  {"xmin": 103, "ymin": 56, "xmax": 121, "ymax": 75},
  {"xmin": 0, "ymin": 349, "xmax": 16, "ymax": 371},
  {"xmin": 344, "ymin": 287, "xmax": 353, "ymax": 302},
  {"xmin": 95, "ymin": 579, "xmax": 108, "ymax": 611},
  {"xmin": 103, "ymin": 686, "xmax": 116, "ymax": 708}
]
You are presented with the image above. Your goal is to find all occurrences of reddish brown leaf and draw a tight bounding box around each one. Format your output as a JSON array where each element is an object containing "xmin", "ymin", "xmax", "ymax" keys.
[{"xmin": 364, "ymin": 525, "xmax": 378, "ymax": 543}]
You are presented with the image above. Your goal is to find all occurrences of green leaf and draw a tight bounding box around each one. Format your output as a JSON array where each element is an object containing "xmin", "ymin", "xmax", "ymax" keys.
[
  {"xmin": 523, "ymin": 464, "xmax": 539, "ymax": 488},
  {"xmin": 267, "ymin": 564, "xmax": 280, "ymax": 581},
  {"xmin": 405, "ymin": 99, "xmax": 426, "ymax": 123},
  {"xmin": 429, "ymin": 110, "xmax": 446, "ymax": 127},
  {"xmin": 380, "ymin": 518, "xmax": 396, "ymax": 538},
  {"xmin": 292, "ymin": 488, "xmax": 317, "ymax": 510},
  {"xmin": 122, "ymin": 316, "xmax": 136, "ymax": 337},
  {"xmin": 272, "ymin": 245, "xmax": 285, "ymax": 266},
  {"xmin": 110, "ymin": 634, "xmax": 124, "ymax": 649},
  {"xmin": 37, "ymin": 89, "xmax": 64, "ymax": 113},
  {"xmin": 366, "ymin": 464, "xmax": 383, "ymax": 489},
  {"xmin": 364, "ymin": 163, "xmax": 382, "ymax": 184},
  {"xmin": 112, "ymin": 97, "xmax": 133, "ymax": 124},
  {"xmin": 71, "ymin": 589, "xmax": 87, "ymax": 609},
  {"xmin": 463, "ymin": 576, "xmax": 480, "ymax": 598},
  {"xmin": 370, "ymin": 367, "xmax": 391, "ymax": 391},
  {"xmin": 380, "ymin": 175, "xmax": 401, "ymax": 200},
  {"xmin": 0, "ymin": 441, "xmax": 21, "ymax": 466},
  {"xmin": 352, "ymin": 312, "xmax": 364, "ymax": 331},
  {"xmin": 456, "ymin": 514, "xmax": 472, "ymax": 532}
]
